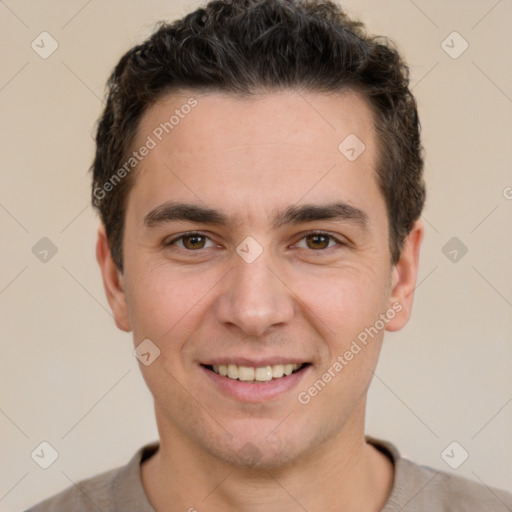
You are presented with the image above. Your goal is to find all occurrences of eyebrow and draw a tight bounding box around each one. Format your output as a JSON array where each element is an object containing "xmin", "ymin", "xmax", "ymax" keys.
[{"xmin": 143, "ymin": 201, "xmax": 369, "ymax": 230}]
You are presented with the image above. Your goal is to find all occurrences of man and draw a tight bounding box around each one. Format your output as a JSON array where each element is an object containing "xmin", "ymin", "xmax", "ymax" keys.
[{"xmin": 26, "ymin": 0, "xmax": 512, "ymax": 510}]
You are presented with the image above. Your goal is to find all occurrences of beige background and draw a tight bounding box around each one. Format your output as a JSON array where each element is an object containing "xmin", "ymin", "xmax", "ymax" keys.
[{"xmin": 1, "ymin": 0, "xmax": 511, "ymax": 510}]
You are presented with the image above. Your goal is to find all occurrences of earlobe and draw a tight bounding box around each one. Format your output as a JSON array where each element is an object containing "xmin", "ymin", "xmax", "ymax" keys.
[
  {"xmin": 95, "ymin": 225, "xmax": 132, "ymax": 332},
  {"xmin": 385, "ymin": 219, "xmax": 424, "ymax": 332}
]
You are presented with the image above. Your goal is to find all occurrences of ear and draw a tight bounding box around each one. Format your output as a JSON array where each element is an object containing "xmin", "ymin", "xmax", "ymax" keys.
[
  {"xmin": 96, "ymin": 224, "xmax": 132, "ymax": 332},
  {"xmin": 385, "ymin": 219, "xmax": 424, "ymax": 332}
]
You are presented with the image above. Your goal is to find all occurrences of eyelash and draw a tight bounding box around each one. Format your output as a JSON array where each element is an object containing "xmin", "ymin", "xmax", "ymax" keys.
[{"xmin": 164, "ymin": 230, "xmax": 346, "ymax": 253}]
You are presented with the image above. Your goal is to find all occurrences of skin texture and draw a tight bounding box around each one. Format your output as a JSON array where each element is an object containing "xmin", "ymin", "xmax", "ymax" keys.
[{"xmin": 96, "ymin": 90, "xmax": 423, "ymax": 511}]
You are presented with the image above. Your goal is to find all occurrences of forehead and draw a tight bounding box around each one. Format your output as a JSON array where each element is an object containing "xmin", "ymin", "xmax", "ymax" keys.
[
  {"xmin": 127, "ymin": 90, "xmax": 383, "ymax": 226},
  {"xmin": 137, "ymin": 89, "xmax": 376, "ymax": 154}
]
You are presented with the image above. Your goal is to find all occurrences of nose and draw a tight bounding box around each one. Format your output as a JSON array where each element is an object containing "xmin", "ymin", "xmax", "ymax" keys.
[{"xmin": 214, "ymin": 249, "xmax": 295, "ymax": 337}]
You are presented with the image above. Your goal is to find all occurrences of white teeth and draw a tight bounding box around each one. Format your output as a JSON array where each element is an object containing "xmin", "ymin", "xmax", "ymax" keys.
[
  {"xmin": 211, "ymin": 363, "xmax": 303, "ymax": 382},
  {"xmin": 255, "ymin": 366, "xmax": 273, "ymax": 381},
  {"xmin": 272, "ymin": 364, "xmax": 284, "ymax": 378},
  {"xmin": 227, "ymin": 364, "xmax": 238, "ymax": 379},
  {"xmin": 283, "ymin": 364, "xmax": 293, "ymax": 376},
  {"xmin": 238, "ymin": 366, "xmax": 255, "ymax": 381}
]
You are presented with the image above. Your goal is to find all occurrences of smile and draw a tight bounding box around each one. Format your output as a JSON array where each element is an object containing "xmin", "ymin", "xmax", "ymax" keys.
[{"xmin": 205, "ymin": 363, "xmax": 307, "ymax": 382}]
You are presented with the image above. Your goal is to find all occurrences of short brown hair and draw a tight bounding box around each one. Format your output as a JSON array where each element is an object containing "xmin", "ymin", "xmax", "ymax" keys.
[{"xmin": 91, "ymin": 0, "xmax": 425, "ymax": 271}]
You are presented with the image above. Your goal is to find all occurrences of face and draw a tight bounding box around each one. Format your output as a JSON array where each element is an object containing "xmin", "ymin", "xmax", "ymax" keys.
[{"xmin": 97, "ymin": 90, "xmax": 422, "ymax": 469}]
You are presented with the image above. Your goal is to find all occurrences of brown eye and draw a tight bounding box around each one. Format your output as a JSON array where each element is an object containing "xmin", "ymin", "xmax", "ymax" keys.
[
  {"xmin": 165, "ymin": 232, "xmax": 215, "ymax": 251},
  {"xmin": 305, "ymin": 233, "xmax": 331, "ymax": 250},
  {"xmin": 294, "ymin": 232, "xmax": 343, "ymax": 252},
  {"xmin": 181, "ymin": 234, "xmax": 207, "ymax": 250}
]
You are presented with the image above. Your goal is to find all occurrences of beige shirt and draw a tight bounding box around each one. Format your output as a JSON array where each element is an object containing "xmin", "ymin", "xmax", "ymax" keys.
[{"xmin": 25, "ymin": 437, "xmax": 512, "ymax": 511}]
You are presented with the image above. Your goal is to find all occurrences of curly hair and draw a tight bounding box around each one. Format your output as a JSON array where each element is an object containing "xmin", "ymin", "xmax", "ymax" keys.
[{"xmin": 91, "ymin": 0, "xmax": 425, "ymax": 271}]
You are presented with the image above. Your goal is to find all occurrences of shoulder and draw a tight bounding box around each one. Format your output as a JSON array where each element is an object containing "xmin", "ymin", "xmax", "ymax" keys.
[
  {"xmin": 367, "ymin": 437, "xmax": 512, "ymax": 512},
  {"xmin": 398, "ymin": 457, "xmax": 512, "ymax": 511},
  {"xmin": 23, "ymin": 466, "xmax": 120, "ymax": 512},
  {"xmin": 24, "ymin": 443, "xmax": 159, "ymax": 512}
]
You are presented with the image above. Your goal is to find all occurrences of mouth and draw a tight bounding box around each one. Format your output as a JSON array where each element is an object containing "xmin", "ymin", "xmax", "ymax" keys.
[
  {"xmin": 202, "ymin": 362, "xmax": 310, "ymax": 382},
  {"xmin": 200, "ymin": 359, "xmax": 312, "ymax": 402}
]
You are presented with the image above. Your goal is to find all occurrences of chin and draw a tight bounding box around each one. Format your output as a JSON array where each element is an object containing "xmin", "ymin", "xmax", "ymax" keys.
[
  {"xmin": 211, "ymin": 440, "xmax": 303, "ymax": 470},
  {"xmin": 197, "ymin": 419, "xmax": 320, "ymax": 471}
]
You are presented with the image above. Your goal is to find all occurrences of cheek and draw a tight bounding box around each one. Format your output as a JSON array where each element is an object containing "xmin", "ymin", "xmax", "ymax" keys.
[
  {"xmin": 292, "ymin": 260, "xmax": 389, "ymax": 338},
  {"xmin": 124, "ymin": 261, "xmax": 225, "ymax": 359},
  {"xmin": 124, "ymin": 262, "xmax": 197, "ymax": 339}
]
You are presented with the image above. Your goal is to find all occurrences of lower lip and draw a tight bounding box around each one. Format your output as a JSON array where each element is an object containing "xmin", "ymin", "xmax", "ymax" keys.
[{"xmin": 201, "ymin": 365, "xmax": 311, "ymax": 402}]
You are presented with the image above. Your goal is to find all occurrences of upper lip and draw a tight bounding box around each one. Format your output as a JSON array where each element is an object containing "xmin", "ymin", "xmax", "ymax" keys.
[{"xmin": 201, "ymin": 358, "xmax": 309, "ymax": 367}]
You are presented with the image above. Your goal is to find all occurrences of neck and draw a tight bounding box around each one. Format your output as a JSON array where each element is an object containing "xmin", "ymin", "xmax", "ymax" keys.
[{"xmin": 141, "ymin": 404, "xmax": 394, "ymax": 512}]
